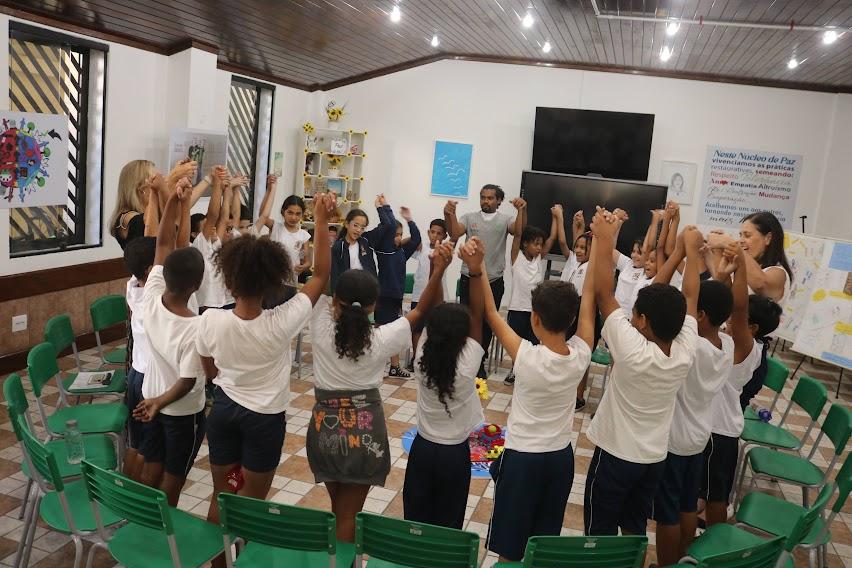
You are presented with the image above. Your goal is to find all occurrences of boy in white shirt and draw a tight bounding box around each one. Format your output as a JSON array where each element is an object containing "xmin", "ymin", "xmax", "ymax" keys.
[
  {"xmin": 409, "ymin": 218, "xmax": 450, "ymax": 359},
  {"xmin": 702, "ymin": 244, "xmax": 779, "ymax": 527},
  {"xmin": 134, "ymin": 181, "xmax": 207, "ymax": 507},
  {"xmin": 191, "ymin": 167, "xmax": 235, "ymax": 311},
  {"xmin": 461, "ymin": 235, "xmax": 595, "ymax": 563},
  {"xmin": 652, "ymin": 234, "xmax": 747, "ymax": 565},
  {"xmin": 583, "ymin": 209, "xmax": 701, "ymax": 538}
]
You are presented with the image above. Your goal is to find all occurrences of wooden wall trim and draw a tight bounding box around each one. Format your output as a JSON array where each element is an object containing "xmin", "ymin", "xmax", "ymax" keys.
[
  {"xmin": 166, "ymin": 38, "xmax": 219, "ymax": 56},
  {"xmin": 320, "ymin": 54, "xmax": 448, "ymax": 91},
  {"xmin": 0, "ymin": 324, "xmax": 125, "ymax": 376},
  {"xmin": 216, "ymin": 62, "xmax": 316, "ymax": 92},
  {"xmin": 0, "ymin": 258, "xmax": 128, "ymax": 302}
]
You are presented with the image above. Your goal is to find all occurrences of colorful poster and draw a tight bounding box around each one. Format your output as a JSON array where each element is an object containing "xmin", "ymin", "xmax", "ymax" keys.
[
  {"xmin": 697, "ymin": 146, "xmax": 802, "ymax": 230},
  {"xmin": 792, "ymin": 241, "xmax": 852, "ymax": 371},
  {"xmin": 168, "ymin": 128, "xmax": 228, "ymax": 187},
  {"xmin": 776, "ymin": 232, "xmax": 828, "ymax": 342},
  {"xmin": 0, "ymin": 111, "xmax": 68, "ymax": 209},
  {"xmin": 430, "ymin": 140, "xmax": 473, "ymax": 198}
]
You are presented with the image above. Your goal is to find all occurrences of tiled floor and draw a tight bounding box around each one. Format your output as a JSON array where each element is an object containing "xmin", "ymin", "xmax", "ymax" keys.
[{"xmin": 1, "ymin": 333, "xmax": 850, "ymax": 567}]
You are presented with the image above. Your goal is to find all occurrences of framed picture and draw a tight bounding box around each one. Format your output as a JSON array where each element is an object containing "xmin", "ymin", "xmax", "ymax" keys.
[
  {"xmin": 430, "ymin": 140, "xmax": 473, "ymax": 198},
  {"xmin": 660, "ymin": 160, "xmax": 697, "ymax": 205}
]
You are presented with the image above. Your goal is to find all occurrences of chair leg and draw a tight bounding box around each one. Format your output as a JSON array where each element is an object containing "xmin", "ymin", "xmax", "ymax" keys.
[
  {"xmin": 733, "ymin": 450, "xmax": 751, "ymax": 511},
  {"xmin": 17, "ymin": 478, "xmax": 32, "ymax": 520},
  {"xmin": 85, "ymin": 542, "xmax": 106, "ymax": 568},
  {"xmin": 71, "ymin": 535, "xmax": 83, "ymax": 568},
  {"xmin": 802, "ymin": 485, "xmax": 809, "ymax": 508},
  {"xmin": 19, "ymin": 494, "xmax": 41, "ymax": 568},
  {"xmin": 13, "ymin": 483, "xmax": 37, "ymax": 567}
]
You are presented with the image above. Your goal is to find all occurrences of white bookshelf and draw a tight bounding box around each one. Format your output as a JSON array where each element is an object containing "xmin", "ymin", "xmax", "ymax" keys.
[{"xmin": 297, "ymin": 127, "xmax": 366, "ymax": 227}]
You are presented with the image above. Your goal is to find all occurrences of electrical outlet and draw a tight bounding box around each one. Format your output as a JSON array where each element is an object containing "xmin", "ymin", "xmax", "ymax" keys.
[{"xmin": 11, "ymin": 314, "xmax": 27, "ymax": 333}]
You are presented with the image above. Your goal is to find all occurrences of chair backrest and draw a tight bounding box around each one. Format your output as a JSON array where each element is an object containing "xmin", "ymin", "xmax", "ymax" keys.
[
  {"xmin": 43, "ymin": 314, "xmax": 75, "ymax": 357},
  {"xmin": 218, "ymin": 493, "xmax": 336, "ymax": 558},
  {"xmin": 693, "ymin": 535, "xmax": 785, "ymax": 568},
  {"xmin": 3, "ymin": 374, "xmax": 29, "ymax": 422},
  {"xmin": 820, "ymin": 403, "xmax": 852, "ymax": 455},
  {"xmin": 521, "ymin": 536, "xmax": 647, "ymax": 568},
  {"xmin": 89, "ymin": 294, "xmax": 128, "ymax": 332},
  {"xmin": 830, "ymin": 452, "xmax": 852, "ymax": 515},
  {"xmin": 26, "ymin": 342, "xmax": 60, "ymax": 397},
  {"xmin": 786, "ymin": 481, "xmax": 835, "ymax": 550},
  {"xmin": 790, "ymin": 376, "xmax": 828, "ymax": 421},
  {"xmin": 17, "ymin": 415, "xmax": 64, "ymax": 492},
  {"xmin": 80, "ymin": 460, "xmax": 171, "ymax": 533},
  {"xmin": 404, "ymin": 273, "xmax": 415, "ymax": 294},
  {"xmin": 355, "ymin": 512, "xmax": 479, "ymax": 568},
  {"xmin": 763, "ymin": 357, "xmax": 789, "ymax": 394}
]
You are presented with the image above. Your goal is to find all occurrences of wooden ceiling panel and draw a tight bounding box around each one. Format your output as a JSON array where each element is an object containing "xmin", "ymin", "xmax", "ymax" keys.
[{"xmin": 2, "ymin": 0, "xmax": 851, "ymax": 92}]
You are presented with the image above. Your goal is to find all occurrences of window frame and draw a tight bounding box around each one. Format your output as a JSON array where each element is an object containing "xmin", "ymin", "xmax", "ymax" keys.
[
  {"xmin": 7, "ymin": 21, "xmax": 108, "ymax": 258},
  {"xmin": 227, "ymin": 75, "xmax": 274, "ymax": 217}
]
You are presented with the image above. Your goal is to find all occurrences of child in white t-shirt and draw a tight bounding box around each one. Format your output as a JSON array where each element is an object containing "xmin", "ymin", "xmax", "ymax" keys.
[
  {"xmin": 307, "ymin": 241, "xmax": 454, "ymax": 543},
  {"xmin": 198, "ymin": 192, "xmax": 335, "ymax": 529},
  {"xmin": 583, "ymin": 210, "xmax": 701, "ymax": 538},
  {"xmin": 191, "ymin": 167, "xmax": 235, "ymax": 310},
  {"xmin": 503, "ymin": 205, "xmax": 558, "ymax": 385},
  {"xmin": 134, "ymin": 181, "xmax": 207, "ymax": 507},
  {"xmin": 264, "ymin": 195, "xmax": 312, "ymax": 283},
  {"xmin": 702, "ymin": 245, "xmax": 781, "ymax": 528},
  {"xmin": 409, "ymin": 218, "xmax": 450, "ymax": 357},
  {"xmin": 460, "ymin": 235, "xmax": 596, "ymax": 563}
]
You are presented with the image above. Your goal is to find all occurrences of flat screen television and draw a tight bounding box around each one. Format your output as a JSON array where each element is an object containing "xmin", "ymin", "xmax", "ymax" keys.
[
  {"xmin": 520, "ymin": 170, "xmax": 667, "ymax": 257},
  {"xmin": 532, "ymin": 107, "xmax": 655, "ymax": 181}
]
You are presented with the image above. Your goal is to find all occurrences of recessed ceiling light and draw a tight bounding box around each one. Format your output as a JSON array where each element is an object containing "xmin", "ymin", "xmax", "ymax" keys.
[
  {"xmin": 431, "ymin": 34, "xmax": 439, "ymax": 47},
  {"xmin": 390, "ymin": 5, "xmax": 401, "ymax": 23},
  {"xmin": 522, "ymin": 12, "xmax": 534, "ymax": 28},
  {"xmin": 542, "ymin": 41, "xmax": 552, "ymax": 53},
  {"xmin": 787, "ymin": 58, "xmax": 799, "ymax": 69},
  {"xmin": 666, "ymin": 21, "xmax": 680, "ymax": 36},
  {"xmin": 823, "ymin": 30, "xmax": 839, "ymax": 45},
  {"xmin": 660, "ymin": 46, "xmax": 673, "ymax": 62}
]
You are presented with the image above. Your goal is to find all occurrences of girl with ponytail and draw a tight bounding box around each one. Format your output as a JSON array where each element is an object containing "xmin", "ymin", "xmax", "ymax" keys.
[
  {"xmin": 402, "ymin": 286, "xmax": 485, "ymax": 529},
  {"xmin": 307, "ymin": 241, "xmax": 455, "ymax": 543}
]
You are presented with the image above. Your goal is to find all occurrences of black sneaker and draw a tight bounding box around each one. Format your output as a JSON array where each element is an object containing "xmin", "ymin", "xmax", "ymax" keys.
[
  {"xmin": 575, "ymin": 398, "xmax": 586, "ymax": 411},
  {"xmin": 388, "ymin": 366, "xmax": 411, "ymax": 379},
  {"xmin": 503, "ymin": 372, "xmax": 515, "ymax": 386},
  {"xmin": 405, "ymin": 361, "xmax": 415, "ymax": 373}
]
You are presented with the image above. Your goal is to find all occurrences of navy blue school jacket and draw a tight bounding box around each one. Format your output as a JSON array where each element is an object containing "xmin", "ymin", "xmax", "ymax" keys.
[
  {"xmin": 330, "ymin": 204, "xmax": 395, "ymax": 293},
  {"xmin": 375, "ymin": 209, "xmax": 421, "ymax": 300}
]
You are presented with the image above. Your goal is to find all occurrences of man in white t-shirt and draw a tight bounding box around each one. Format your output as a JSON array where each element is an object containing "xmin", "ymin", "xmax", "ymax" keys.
[
  {"xmin": 583, "ymin": 209, "xmax": 701, "ymax": 538},
  {"xmin": 134, "ymin": 183, "xmax": 208, "ymax": 507},
  {"xmin": 459, "ymin": 235, "xmax": 596, "ymax": 563},
  {"xmin": 444, "ymin": 185, "xmax": 525, "ymax": 377}
]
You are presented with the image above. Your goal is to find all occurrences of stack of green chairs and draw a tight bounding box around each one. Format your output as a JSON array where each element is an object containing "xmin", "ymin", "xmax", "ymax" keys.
[
  {"xmin": 9, "ymin": 403, "xmax": 123, "ymax": 568},
  {"xmin": 26, "ymin": 342, "xmax": 127, "ymax": 452},
  {"xmin": 744, "ymin": 357, "xmax": 790, "ymax": 421},
  {"xmin": 734, "ymin": 451, "xmax": 852, "ymax": 568},
  {"xmin": 354, "ymin": 512, "xmax": 479, "ymax": 568},
  {"xmin": 90, "ymin": 294, "xmax": 128, "ymax": 365},
  {"xmin": 218, "ymin": 492, "xmax": 355, "ymax": 567},
  {"xmin": 81, "ymin": 460, "xmax": 223, "ymax": 568},
  {"xmin": 43, "ymin": 314, "xmax": 127, "ymax": 400},
  {"xmin": 493, "ymin": 535, "xmax": 647, "ymax": 567},
  {"xmin": 683, "ymin": 481, "xmax": 835, "ymax": 568},
  {"xmin": 404, "ymin": 272, "xmax": 415, "ymax": 295},
  {"xmin": 735, "ymin": 403, "xmax": 851, "ymax": 509},
  {"xmin": 670, "ymin": 535, "xmax": 785, "ymax": 567}
]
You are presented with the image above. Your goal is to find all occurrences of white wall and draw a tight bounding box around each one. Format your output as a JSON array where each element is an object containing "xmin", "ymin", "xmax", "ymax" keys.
[
  {"xmin": 0, "ymin": 16, "xmax": 313, "ymax": 276},
  {"xmin": 815, "ymin": 94, "xmax": 852, "ymax": 241}
]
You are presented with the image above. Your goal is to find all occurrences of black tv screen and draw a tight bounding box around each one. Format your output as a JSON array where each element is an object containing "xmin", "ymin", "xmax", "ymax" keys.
[
  {"xmin": 532, "ymin": 107, "xmax": 655, "ymax": 181},
  {"xmin": 520, "ymin": 171, "xmax": 667, "ymax": 256}
]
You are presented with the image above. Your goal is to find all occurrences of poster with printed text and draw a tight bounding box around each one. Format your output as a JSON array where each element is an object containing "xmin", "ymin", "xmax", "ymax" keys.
[
  {"xmin": 430, "ymin": 140, "xmax": 473, "ymax": 198},
  {"xmin": 168, "ymin": 128, "xmax": 228, "ymax": 190},
  {"xmin": 697, "ymin": 146, "xmax": 801, "ymax": 230},
  {"xmin": 0, "ymin": 111, "xmax": 68, "ymax": 209}
]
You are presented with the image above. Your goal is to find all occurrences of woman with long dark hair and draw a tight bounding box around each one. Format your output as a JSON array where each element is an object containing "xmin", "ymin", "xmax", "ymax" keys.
[{"xmin": 738, "ymin": 211, "xmax": 792, "ymax": 303}]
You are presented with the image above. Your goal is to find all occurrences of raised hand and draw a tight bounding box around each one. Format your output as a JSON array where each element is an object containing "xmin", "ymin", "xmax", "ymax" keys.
[
  {"xmin": 706, "ymin": 229, "xmax": 734, "ymax": 250},
  {"xmin": 458, "ymin": 236, "xmax": 485, "ymax": 268},
  {"xmin": 266, "ymin": 174, "xmax": 278, "ymax": 189},
  {"xmin": 510, "ymin": 197, "xmax": 526, "ymax": 211},
  {"xmin": 168, "ymin": 159, "xmax": 197, "ymax": 184},
  {"xmin": 174, "ymin": 177, "xmax": 192, "ymax": 202},
  {"xmin": 313, "ymin": 192, "xmax": 329, "ymax": 223},
  {"xmin": 443, "ymin": 200, "xmax": 457, "ymax": 217},
  {"xmin": 590, "ymin": 206, "xmax": 619, "ymax": 238},
  {"xmin": 572, "ymin": 210, "xmax": 584, "ymax": 228},
  {"xmin": 375, "ymin": 193, "xmax": 387, "ymax": 208},
  {"xmin": 551, "ymin": 204, "xmax": 563, "ymax": 218},
  {"xmin": 431, "ymin": 241, "xmax": 454, "ymax": 271},
  {"xmin": 230, "ymin": 173, "xmax": 249, "ymax": 188},
  {"xmin": 399, "ymin": 206, "xmax": 413, "ymax": 222},
  {"xmin": 613, "ymin": 208, "xmax": 629, "ymax": 222},
  {"xmin": 683, "ymin": 226, "xmax": 704, "ymax": 252}
]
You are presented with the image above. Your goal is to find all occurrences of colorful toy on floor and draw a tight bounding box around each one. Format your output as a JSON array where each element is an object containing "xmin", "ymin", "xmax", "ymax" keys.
[
  {"xmin": 469, "ymin": 423, "xmax": 505, "ymax": 463},
  {"xmin": 485, "ymin": 445, "xmax": 504, "ymax": 460}
]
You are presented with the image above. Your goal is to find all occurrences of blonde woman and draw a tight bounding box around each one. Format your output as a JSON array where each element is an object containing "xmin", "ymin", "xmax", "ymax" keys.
[{"xmin": 109, "ymin": 159, "xmax": 201, "ymax": 249}]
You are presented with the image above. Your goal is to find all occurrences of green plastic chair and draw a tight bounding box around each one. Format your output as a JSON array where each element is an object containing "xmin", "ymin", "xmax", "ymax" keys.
[
  {"xmin": 42, "ymin": 315, "xmax": 127, "ymax": 400},
  {"xmin": 591, "ymin": 346, "xmax": 613, "ymax": 392},
  {"xmin": 672, "ymin": 535, "xmax": 785, "ymax": 567},
  {"xmin": 492, "ymin": 535, "xmax": 647, "ymax": 567},
  {"xmin": 90, "ymin": 294, "xmax": 128, "ymax": 365},
  {"xmin": 735, "ymin": 403, "xmax": 852, "ymax": 509},
  {"xmin": 26, "ymin": 342, "xmax": 128, "ymax": 443},
  {"xmin": 218, "ymin": 492, "xmax": 355, "ymax": 567},
  {"xmin": 11, "ymin": 412, "xmax": 123, "ymax": 568},
  {"xmin": 44, "ymin": 314, "xmax": 82, "ymax": 371},
  {"xmin": 744, "ymin": 357, "xmax": 790, "ymax": 421},
  {"xmin": 81, "ymin": 460, "xmax": 223, "ymax": 568},
  {"xmin": 404, "ymin": 272, "xmax": 415, "ymax": 295},
  {"xmin": 354, "ymin": 512, "xmax": 479, "ymax": 568},
  {"xmin": 687, "ymin": 481, "xmax": 835, "ymax": 568},
  {"xmin": 734, "ymin": 453, "xmax": 852, "ymax": 568}
]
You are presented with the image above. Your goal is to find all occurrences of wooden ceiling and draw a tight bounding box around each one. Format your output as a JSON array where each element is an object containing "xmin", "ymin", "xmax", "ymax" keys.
[{"xmin": 3, "ymin": 0, "xmax": 852, "ymax": 92}]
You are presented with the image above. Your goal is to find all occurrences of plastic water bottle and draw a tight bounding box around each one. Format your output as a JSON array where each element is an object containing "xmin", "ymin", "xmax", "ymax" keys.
[{"xmin": 65, "ymin": 420, "xmax": 84, "ymax": 465}]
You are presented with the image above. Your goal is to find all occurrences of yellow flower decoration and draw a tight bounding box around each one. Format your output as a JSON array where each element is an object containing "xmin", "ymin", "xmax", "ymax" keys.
[
  {"xmin": 327, "ymin": 155, "xmax": 343, "ymax": 167},
  {"xmin": 302, "ymin": 122, "xmax": 315, "ymax": 134},
  {"xmin": 475, "ymin": 377, "xmax": 489, "ymax": 400}
]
